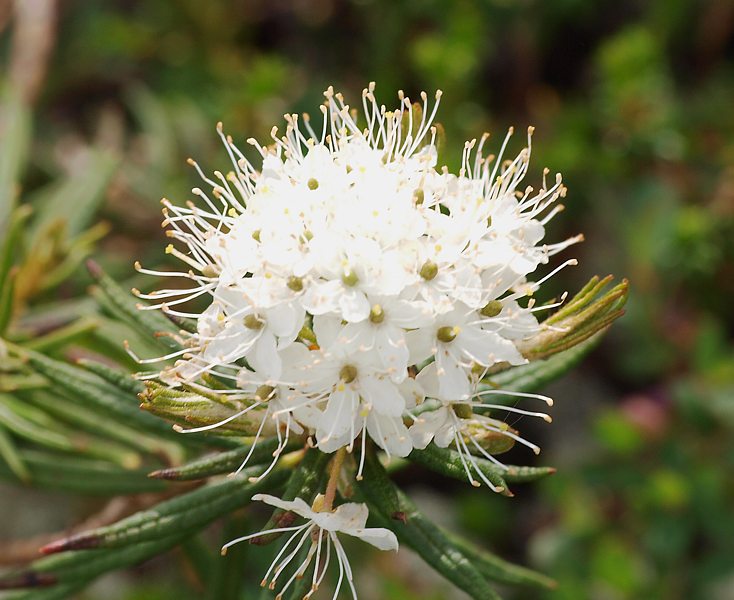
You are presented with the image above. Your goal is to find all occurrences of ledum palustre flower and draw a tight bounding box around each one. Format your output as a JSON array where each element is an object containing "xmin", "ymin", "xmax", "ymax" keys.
[{"xmin": 133, "ymin": 83, "xmax": 584, "ymax": 598}]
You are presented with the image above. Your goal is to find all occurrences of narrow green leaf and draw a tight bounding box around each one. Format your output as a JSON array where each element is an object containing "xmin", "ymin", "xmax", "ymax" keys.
[
  {"xmin": 484, "ymin": 334, "xmax": 602, "ymax": 396},
  {"xmin": 0, "ymin": 421, "xmax": 30, "ymax": 482},
  {"xmin": 0, "ymin": 449, "xmax": 167, "ymax": 495},
  {"xmin": 24, "ymin": 317, "xmax": 99, "ymax": 352},
  {"xmin": 0, "ymin": 266, "xmax": 17, "ymax": 334},
  {"xmin": 11, "ymin": 343, "xmax": 214, "ymax": 446},
  {"xmin": 0, "ymin": 204, "xmax": 32, "ymax": 294},
  {"xmin": 0, "ymin": 88, "xmax": 31, "ymax": 237},
  {"xmin": 0, "ymin": 393, "xmax": 142, "ymax": 467},
  {"xmin": 409, "ymin": 445, "xmax": 510, "ymax": 495},
  {"xmin": 448, "ymin": 532, "xmax": 557, "ymax": 590},
  {"xmin": 29, "ymin": 151, "xmax": 117, "ymax": 238},
  {"xmin": 24, "ymin": 390, "xmax": 180, "ymax": 460},
  {"xmin": 40, "ymin": 467, "xmax": 288, "ymax": 553},
  {"xmin": 503, "ymin": 464, "xmax": 557, "ymax": 483},
  {"xmin": 0, "ymin": 533, "xmax": 187, "ymax": 595},
  {"xmin": 87, "ymin": 260, "xmax": 182, "ymax": 352},
  {"xmin": 360, "ymin": 448, "xmax": 502, "ymax": 600},
  {"xmin": 1, "ymin": 579, "xmax": 88, "ymax": 600},
  {"xmin": 76, "ymin": 358, "xmax": 145, "ymax": 395},
  {"xmin": 148, "ymin": 438, "xmax": 299, "ymax": 481}
]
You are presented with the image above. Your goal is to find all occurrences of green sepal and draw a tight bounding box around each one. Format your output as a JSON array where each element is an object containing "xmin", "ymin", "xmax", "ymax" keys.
[{"xmin": 519, "ymin": 275, "xmax": 628, "ymax": 360}]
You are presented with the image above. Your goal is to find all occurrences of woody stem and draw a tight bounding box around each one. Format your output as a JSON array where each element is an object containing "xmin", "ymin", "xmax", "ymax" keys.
[{"xmin": 323, "ymin": 447, "xmax": 347, "ymax": 512}]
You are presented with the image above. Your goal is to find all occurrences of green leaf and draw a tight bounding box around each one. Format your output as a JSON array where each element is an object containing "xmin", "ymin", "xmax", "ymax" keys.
[
  {"xmin": 39, "ymin": 467, "xmax": 288, "ymax": 553},
  {"xmin": 29, "ymin": 150, "xmax": 117, "ymax": 239},
  {"xmin": 484, "ymin": 334, "xmax": 603, "ymax": 396},
  {"xmin": 0, "ymin": 533, "xmax": 188, "ymax": 596},
  {"xmin": 87, "ymin": 260, "xmax": 182, "ymax": 352},
  {"xmin": 23, "ymin": 317, "xmax": 99, "ymax": 352},
  {"xmin": 447, "ymin": 532, "xmax": 557, "ymax": 589},
  {"xmin": 0, "ymin": 393, "xmax": 140, "ymax": 467},
  {"xmin": 24, "ymin": 390, "xmax": 181, "ymax": 460},
  {"xmin": 0, "ymin": 205, "xmax": 32, "ymax": 299},
  {"xmin": 359, "ymin": 448, "xmax": 502, "ymax": 600},
  {"xmin": 0, "ymin": 449, "xmax": 167, "ymax": 495},
  {"xmin": 9, "ymin": 343, "xmax": 219, "ymax": 447},
  {"xmin": 148, "ymin": 438, "xmax": 300, "ymax": 481},
  {"xmin": 0, "ymin": 266, "xmax": 17, "ymax": 335},
  {"xmin": 1, "ymin": 580, "xmax": 89, "ymax": 600},
  {"xmin": 502, "ymin": 464, "xmax": 557, "ymax": 483},
  {"xmin": 0, "ymin": 421, "xmax": 30, "ymax": 482},
  {"xmin": 0, "ymin": 88, "xmax": 31, "ymax": 238},
  {"xmin": 75, "ymin": 357, "xmax": 145, "ymax": 395},
  {"xmin": 409, "ymin": 445, "xmax": 547, "ymax": 496}
]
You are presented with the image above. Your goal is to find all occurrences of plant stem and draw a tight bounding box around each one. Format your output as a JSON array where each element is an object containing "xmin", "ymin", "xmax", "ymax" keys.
[{"xmin": 323, "ymin": 447, "xmax": 346, "ymax": 511}]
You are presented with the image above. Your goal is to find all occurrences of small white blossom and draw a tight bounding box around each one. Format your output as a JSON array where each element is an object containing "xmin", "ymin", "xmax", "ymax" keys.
[{"xmin": 222, "ymin": 493, "xmax": 398, "ymax": 600}]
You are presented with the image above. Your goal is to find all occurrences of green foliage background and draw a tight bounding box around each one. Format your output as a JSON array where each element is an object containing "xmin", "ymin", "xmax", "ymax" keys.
[{"xmin": 1, "ymin": 1, "xmax": 733, "ymax": 599}]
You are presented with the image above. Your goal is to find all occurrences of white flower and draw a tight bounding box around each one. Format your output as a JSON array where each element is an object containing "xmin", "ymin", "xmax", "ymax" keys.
[
  {"xmin": 410, "ymin": 364, "xmax": 553, "ymax": 489},
  {"xmin": 284, "ymin": 339, "xmax": 415, "ymax": 460},
  {"xmin": 407, "ymin": 303, "xmax": 527, "ymax": 400},
  {"xmin": 222, "ymin": 493, "xmax": 398, "ymax": 600},
  {"xmin": 136, "ymin": 82, "xmax": 581, "ymax": 485}
]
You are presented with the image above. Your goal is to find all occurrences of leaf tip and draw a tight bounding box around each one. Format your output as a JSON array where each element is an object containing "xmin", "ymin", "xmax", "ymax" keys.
[
  {"xmin": 85, "ymin": 259, "xmax": 103, "ymax": 280},
  {"xmin": 39, "ymin": 533, "xmax": 99, "ymax": 555}
]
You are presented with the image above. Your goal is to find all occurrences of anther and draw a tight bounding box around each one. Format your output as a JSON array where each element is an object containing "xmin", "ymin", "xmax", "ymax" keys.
[
  {"xmin": 287, "ymin": 276, "xmax": 304, "ymax": 292},
  {"xmin": 256, "ymin": 385, "xmax": 275, "ymax": 401},
  {"xmin": 419, "ymin": 260, "xmax": 438, "ymax": 281},
  {"xmin": 452, "ymin": 403, "xmax": 473, "ymax": 419},
  {"xmin": 369, "ymin": 304, "xmax": 385, "ymax": 324},
  {"xmin": 244, "ymin": 314, "xmax": 265, "ymax": 330},
  {"xmin": 437, "ymin": 325, "xmax": 460, "ymax": 343},
  {"xmin": 339, "ymin": 364, "xmax": 358, "ymax": 384},
  {"xmin": 480, "ymin": 300, "xmax": 502, "ymax": 318},
  {"xmin": 341, "ymin": 269, "xmax": 359, "ymax": 287}
]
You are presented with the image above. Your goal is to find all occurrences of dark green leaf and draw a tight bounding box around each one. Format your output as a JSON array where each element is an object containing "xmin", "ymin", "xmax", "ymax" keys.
[
  {"xmin": 149, "ymin": 438, "xmax": 300, "ymax": 481},
  {"xmin": 359, "ymin": 448, "xmax": 502, "ymax": 600},
  {"xmin": 40, "ymin": 467, "xmax": 288, "ymax": 553}
]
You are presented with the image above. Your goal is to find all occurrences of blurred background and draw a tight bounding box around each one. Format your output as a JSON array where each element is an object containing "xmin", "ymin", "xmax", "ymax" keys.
[{"xmin": 1, "ymin": 0, "xmax": 733, "ymax": 598}]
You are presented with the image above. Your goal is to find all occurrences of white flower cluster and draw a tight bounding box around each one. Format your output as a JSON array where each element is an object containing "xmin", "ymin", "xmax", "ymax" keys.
[{"xmin": 137, "ymin": 84, "xmax": 580, "ymax": 483}]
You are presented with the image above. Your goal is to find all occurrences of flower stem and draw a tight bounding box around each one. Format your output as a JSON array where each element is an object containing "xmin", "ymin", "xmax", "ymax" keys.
[{"xmin": 323, "ymin": 447, "xmax": 346, "ymax": 511}]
